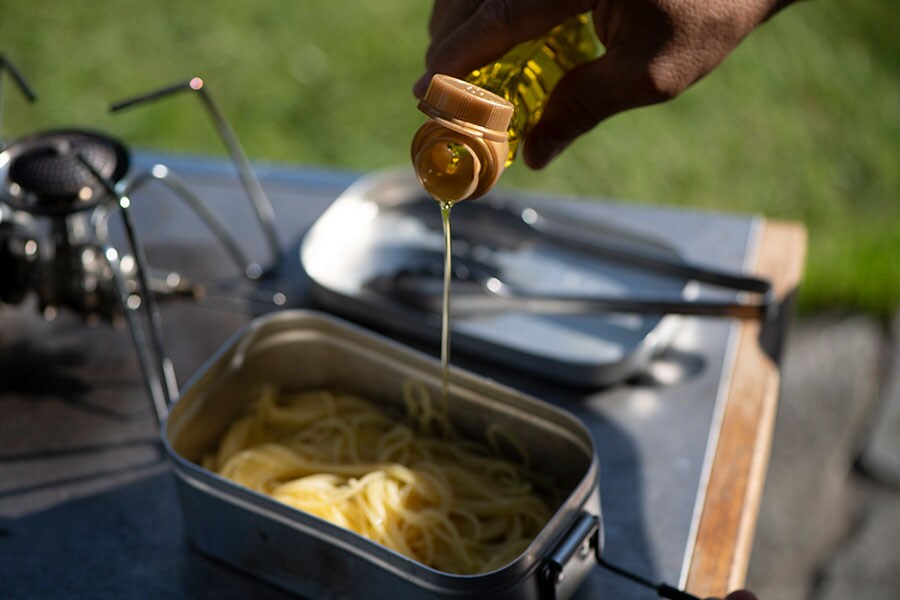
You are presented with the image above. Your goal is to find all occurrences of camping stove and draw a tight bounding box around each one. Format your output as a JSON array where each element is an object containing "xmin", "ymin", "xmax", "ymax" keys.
[{"xmin": 0, "ymin": 56, "xmax": 284, "ymax": 422}]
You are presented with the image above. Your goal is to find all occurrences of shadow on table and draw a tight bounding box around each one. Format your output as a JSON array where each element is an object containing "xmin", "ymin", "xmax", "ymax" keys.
[
  {"xmin": 0, "ymin": 323, "xmax": 145, "ymax": 421},
  {"xmin": 566, "ymin": 394, "xmax": 661, "ymax": 600},
  {"xmin": 0, "ymin": 471, "xmax": 293, "ymax": 599},
  {"xmin": 0, "ymin": 440, "xmax": 164, "ymax": 501}
]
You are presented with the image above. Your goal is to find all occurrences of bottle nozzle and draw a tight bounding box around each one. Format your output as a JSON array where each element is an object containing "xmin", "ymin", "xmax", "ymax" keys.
[
  {"xmin": 412, "ymin": 75, "xmax": 513, "ymax": 203},
  {"xmin": 414, "ymin": 139, "xmax": 481, "ymax": 203}
]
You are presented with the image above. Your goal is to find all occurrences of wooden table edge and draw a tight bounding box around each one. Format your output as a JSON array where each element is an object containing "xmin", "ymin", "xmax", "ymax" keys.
[{"xmin": 685, "ymin": 219, "xmax": 808, "ymax": 598}]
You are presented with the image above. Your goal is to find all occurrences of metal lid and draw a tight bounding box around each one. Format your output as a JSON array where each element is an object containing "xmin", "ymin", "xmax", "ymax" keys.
[{"xmin": 418, "ymin": 75, "xmax": 513, "ymax": 142}]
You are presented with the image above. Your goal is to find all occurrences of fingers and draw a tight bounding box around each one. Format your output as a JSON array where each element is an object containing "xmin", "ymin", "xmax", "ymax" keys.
[
  {"xmin": 428, "ymin": 0, "xmax": 484, "ymax": 41},
  {"xmin": 415, "ymin": 0, "xmax": 592, "ymax": 97},
  {"xmin": 524, "ymin": 48, "xmax": 677, "ymax": 169},
  {"xmin": 416, "ymin": 0, "xmax": 488, "ymax": 98}
]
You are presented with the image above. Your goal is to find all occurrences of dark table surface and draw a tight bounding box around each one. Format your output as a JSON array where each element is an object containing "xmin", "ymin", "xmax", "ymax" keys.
[{"xmin": 0, "ymin": 153, "xmax": 767, "ymax": 598}]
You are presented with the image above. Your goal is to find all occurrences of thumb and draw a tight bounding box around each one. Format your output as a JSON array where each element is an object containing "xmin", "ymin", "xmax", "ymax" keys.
[
  {"xmin": 424, "ymin": 0, "xmax": 588, "ymax": 81},
  {"xmin": 524, "ymin": 52, "xmax": 663, "ymax": 169}
]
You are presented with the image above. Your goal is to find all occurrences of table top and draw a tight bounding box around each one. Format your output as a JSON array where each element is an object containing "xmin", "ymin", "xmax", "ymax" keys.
[{"xmin": 0, "ymin": 154, "xmax": 806, "ymax": 599}]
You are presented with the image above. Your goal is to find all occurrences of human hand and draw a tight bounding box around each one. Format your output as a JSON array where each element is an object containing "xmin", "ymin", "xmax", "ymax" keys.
[
  {"xmin": 708, "ymin": 590, "xmax": 758, "ymax": 600},
  {"xmin": 415, "ymin": 0, "xmax": 797, "ymax": 169}
]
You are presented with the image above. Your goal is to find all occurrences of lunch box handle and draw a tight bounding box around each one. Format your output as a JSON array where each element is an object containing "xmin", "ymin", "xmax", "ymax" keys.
[
  {"xmin": 541, "ymin": 512, "xmax": 702, "ymax": 600},
  {"xmin": 541, "ymin": 512, "xmax": 603, "ymax": 600}
]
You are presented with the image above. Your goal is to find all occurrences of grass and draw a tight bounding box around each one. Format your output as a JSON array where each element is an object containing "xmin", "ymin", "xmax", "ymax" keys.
[{"xmin": 1, "ymin": 0, "xmax": 897, "ymax": 315}]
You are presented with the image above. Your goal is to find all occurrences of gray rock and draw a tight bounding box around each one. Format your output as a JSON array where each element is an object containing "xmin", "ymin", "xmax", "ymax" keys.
[
  {"xmin": 859, "ymin": 312, "xmax": 900, "ymax": 487},
  {"xmin": 746, "ymin": 316, "xmax": 885, "ymax": 600},
  {"xmin": 818, "ymin": 485, "xmax": 900, "ymax": 600}
]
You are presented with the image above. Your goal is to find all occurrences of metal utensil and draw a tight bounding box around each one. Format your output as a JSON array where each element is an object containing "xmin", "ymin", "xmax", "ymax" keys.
[
  {"xmin": 301, "ymin": 169, "xmax": 761, "ymax": 386},
  {"xmin": 368, "ymin": 249, "xmax": 768, "ymax": 320},
  {"xmin": 397, "ymin": 195, "xmax": 772, "ymax": 297}
]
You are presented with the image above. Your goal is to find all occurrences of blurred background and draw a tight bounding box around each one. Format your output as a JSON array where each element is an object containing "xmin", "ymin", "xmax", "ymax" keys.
[
  {"xmin": 2, "ymin": 0, "xmax": 897, "ymax": 316},
  {"xmin": 2, "ymin": 0, "xmax": 898, "ymax": 598}
]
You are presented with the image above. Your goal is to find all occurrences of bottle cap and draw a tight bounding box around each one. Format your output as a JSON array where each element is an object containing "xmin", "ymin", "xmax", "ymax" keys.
[{"xmin": 418, "ymin": 74, "xmax": 513, "ymax": 142}]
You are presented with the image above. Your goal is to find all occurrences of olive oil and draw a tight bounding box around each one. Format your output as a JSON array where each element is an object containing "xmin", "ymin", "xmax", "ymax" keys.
[
  {"xmin": 439, "ymin": 200, "xmax": 453, "ymax": 410},
  {"xmin": 412, "ymin": 14, "xmax": 598, "ymax": 204},
  {"xmin": 466, "ymin": 14, "xmax": 598, "ymax": 165}
]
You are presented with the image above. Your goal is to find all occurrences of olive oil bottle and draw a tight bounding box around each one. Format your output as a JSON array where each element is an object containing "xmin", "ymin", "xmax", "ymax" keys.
[
  {"xmin": 410, "ymin": 15, "xmax": 599, "ymax": 409},
  {"xmin": 412, "ymin": 14, "xmax": 599, "ymax": 203},
  {"xmin": 466, "ymin": 13, "xmax": 598, "ymax": 166}
]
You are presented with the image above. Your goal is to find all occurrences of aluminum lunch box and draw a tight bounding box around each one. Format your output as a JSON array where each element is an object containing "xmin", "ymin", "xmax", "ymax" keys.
[{"xmin": 163, "ymin": 310, "xmax": 603, "ymax": 599}]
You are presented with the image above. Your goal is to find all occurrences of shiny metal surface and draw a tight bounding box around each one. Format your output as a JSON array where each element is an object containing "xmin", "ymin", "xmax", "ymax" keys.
[
  {"xmin": 111, "ymin": 78, "xmax": 281, "ymax": 272},
  {"xmin": 1, "ymin": 154, "xmax": 760, "ymax": 599},
  {"xmin": 0, "ymin": 66, "xmax": 288, "ymax": 423},
  {"xmin": 377, "ymin": 261, "xmax": 765, "ymax": 319},
  {"xmin": 302, "ymin": 170, "xmax": 689, "ymax": 387},
  {"xmin": 164, "ymin": 310, "xmax": 601, "ymax": 599}
]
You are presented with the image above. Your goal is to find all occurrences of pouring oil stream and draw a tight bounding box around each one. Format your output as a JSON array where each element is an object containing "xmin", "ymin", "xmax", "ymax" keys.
[{"xmin": 439, "ymin": 200, "xmax": 452, "ymax": 410}]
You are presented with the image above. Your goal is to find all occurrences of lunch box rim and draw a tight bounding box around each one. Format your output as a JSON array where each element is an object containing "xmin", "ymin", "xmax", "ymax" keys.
[{"xmin": 160, "ymin": 309, "xmax": 603, "ymax": 597}]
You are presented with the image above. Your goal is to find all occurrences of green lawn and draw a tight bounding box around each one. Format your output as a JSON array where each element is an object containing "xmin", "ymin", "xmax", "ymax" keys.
[{"xmin": 2, "ymin": 0, "xmax": 897, "ymax": 315}]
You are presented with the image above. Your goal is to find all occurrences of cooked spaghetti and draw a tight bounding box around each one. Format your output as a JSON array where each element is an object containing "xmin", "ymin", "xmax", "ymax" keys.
[{"xmin": 203, "ymin": 383, "xmax": 552, "ymax": 574}]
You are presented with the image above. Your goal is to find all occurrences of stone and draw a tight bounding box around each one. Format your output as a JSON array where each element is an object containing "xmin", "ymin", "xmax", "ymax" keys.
[
  {"xmin": 746, "ymin": 316, "xmax": 885, "ymax": 600},
  {"xmin": 818, "ymin": 485, "xmax": 900, "ymax": 600},
  {"xmin": 858, "ymin": 311, "xmax": 900, "ymax": 487}
]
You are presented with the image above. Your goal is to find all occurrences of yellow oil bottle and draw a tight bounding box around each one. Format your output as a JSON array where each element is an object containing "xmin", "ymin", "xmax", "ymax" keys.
[{"xmin": 412, "ymin": 14, "xmax": 599, "ymax": 203}]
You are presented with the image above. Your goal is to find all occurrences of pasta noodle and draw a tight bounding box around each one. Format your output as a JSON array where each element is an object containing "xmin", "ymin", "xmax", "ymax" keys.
[{"xmin": 203, "ymin": 382, "xmax": 553, "ymax": 574}]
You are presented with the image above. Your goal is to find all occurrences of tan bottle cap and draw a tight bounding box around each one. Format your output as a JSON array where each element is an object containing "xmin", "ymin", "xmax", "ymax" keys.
[{"xmin": 419, "ymin": 74, "xmax": 514, "ymax": 142}]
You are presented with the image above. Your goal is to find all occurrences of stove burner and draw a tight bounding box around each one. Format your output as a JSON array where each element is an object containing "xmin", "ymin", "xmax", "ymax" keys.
[
  {"xmin": 0, "ymin": 64, "xmax": 284, "ymax": 425},
  {"xmin": 1, "ymin": 129, "xmax": 129, "ymax": 215},
  {"xmin": 11, "ymin": 135, "xmax": 117, "ymax": 195}
]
